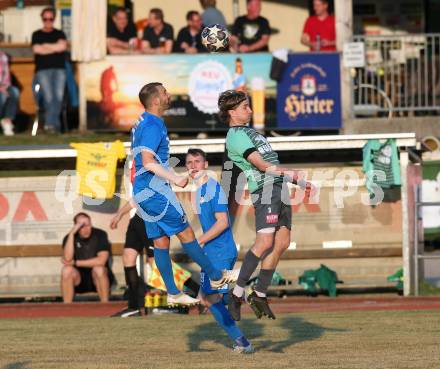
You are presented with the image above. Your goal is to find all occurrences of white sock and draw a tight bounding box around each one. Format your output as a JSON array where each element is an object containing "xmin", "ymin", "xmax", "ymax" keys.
[
  {"xmin": 233, "ymin": 285, "xmax": 244, "ymax": 298},
  {"xmin": 255, "ymin": 290, "xmax": 266, "ymax": 298}
]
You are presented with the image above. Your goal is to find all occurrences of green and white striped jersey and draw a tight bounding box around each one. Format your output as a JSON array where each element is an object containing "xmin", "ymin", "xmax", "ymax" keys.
[{"xmin": 226, "ymin": 125, "xmax": 283, "ymax": 193}]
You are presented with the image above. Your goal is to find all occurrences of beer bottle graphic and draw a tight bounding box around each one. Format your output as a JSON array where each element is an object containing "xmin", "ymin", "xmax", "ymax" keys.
[{"xmin": 232, "ymin": 58, "xmax": 247, "ymax": 92}]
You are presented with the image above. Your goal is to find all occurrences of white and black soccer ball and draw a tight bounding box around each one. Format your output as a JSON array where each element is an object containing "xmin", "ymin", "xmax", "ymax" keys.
[{"xmin": 201, "ymin": 24, "xmax": 229, "ymax": 52}]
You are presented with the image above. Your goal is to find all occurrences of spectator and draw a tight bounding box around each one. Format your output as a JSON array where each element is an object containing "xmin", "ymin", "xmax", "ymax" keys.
[
  {"xmin": 141, "ymin": 8, "xmax": 174, "ymax": 54},
  {"xmin": 61, "ymin": 212, "xmax": 113, "ymax": 303},
  {"xmin": 0, "ymin": 51, "xmax": 19, "ymax": 136},
  {"xmin": 31, "ymin": 7, "xmax": 67, "ymax": 133},
  {"xmin": 230, "ymin": 0, "xmax": 270, "ymax": 53},
  {"xmin": 199, "ymin": 0, "xmax": 226, "ymax": 27},
  {"xmin": 107, "ymin": 7, "xmax": 139, "ymax": 55},
  {"xmin": 301, "ymin": 0, "xmax": 336, "ymax": 51},
  {"xmin": 175, "ymin": 11, "xmax": 205, "ymax": 54}
]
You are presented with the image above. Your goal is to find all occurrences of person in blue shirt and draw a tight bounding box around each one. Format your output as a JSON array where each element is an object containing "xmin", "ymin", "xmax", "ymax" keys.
[
  {"xmin": 185, "ymin": 148, "xmax": 253, "ymax": 354},
  {"xmin": 131, "ymin": 82, "xmax": 238, "ymax": 306}
]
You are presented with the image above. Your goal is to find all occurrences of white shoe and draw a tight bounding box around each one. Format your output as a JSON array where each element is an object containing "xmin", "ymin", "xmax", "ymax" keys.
[
  {"xmin": 232, "ymin": 343, "xmax": 255, "ymax": 354},
  {"xmin": 210, "ymin": 269, "xmax": 240, "ymax": 289},
  {"xmin": 1, "ymin": 118, "xmax": 14, "ymax": 136},
  {"xmin": 167, "ymin": 293, "xmax": 200, "ymax": 306}
]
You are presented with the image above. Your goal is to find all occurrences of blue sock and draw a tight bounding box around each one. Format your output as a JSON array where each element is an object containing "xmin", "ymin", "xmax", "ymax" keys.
[
  {"xmin": 209, "ymin": 301, "xmax": 244, "ymax": 342},
  {"xmin": 181, "ymin": 240, "xmax": 222, "ymax": 281},
  {"xmin": 154, "ymin": 248, "xmax": 180, "ymax": 295}
]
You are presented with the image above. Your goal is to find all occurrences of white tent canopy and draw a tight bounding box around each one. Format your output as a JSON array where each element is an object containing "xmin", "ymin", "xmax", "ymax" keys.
[{"xmin": 71, "ymin": 0, "xmax": 107, "ymax": 62}]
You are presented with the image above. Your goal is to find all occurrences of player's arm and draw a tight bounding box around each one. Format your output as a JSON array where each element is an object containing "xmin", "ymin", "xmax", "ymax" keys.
[
  {"xmin": 107, "ymin": 37, "xmax": 130, "ymax": 54},
  {"xmin": 300, "ymin": 32, "xmax": 312, "ymax": 48},
  {"xmin": 142, "ymin": 150, "xmax": 188, "ymax": 187},
  {"xmin": 110, "ymin": 198, "xmax": 136, "ymax": 229},
  {"xmin": 247, "ymin": 151, "xmax": 307, "ymax": 188},
  {"xmin": 246, "ymin": 34, "xmax": 270, "ymax": 52},
  {"xmin": 75, "ymin": 251, "xmax": 109, "ymax": 268},
  {"xmin": 198, "ymin": 212, "xmax": 229, "ymax": 246},
  {"xmin": 62, "ymin": 222, "xmax": 84, "ymax": 263}
]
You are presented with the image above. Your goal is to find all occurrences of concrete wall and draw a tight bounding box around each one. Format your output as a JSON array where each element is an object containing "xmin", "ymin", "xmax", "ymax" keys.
[
  {"xmin": 0, "ymin": 163, "xmax": 405, "ymax": 295},
  {"xmin": 132, "ymin": 0, "xmax": 310, "ymax": 52}
]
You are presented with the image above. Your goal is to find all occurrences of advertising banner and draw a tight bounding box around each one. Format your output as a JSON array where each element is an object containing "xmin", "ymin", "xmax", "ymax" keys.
[
  {"xmin": 84, "ymin": 53, "xmax": 276, "ymax": 132},
  {"xmin": 277, "ymin": 53, "xmax": 342, "ymax": 130}
]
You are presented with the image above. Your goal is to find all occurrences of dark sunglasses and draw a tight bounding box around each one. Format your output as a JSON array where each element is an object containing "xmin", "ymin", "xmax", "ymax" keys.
[{"xmin": 42, "ymin": 17, "xmax": 54, "ymax": 21}]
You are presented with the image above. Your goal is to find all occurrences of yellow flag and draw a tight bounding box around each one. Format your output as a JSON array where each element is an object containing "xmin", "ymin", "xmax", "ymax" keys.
[{"xmin": 147, "ymin": 261, "xmax": 192, "ymax": 292}]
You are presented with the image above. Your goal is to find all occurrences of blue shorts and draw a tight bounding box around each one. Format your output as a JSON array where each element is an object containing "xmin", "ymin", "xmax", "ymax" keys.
[
  {"xmin": 136, "ymin": 190, "xmax": 189, "ymax": 240},
  {"xmin": 200, "ymin": 257, "xmax": 236, "ymax": 295}
]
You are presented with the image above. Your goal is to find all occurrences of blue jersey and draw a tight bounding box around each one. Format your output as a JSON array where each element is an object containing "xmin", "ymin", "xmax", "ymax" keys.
[
  {"xmin": 196, "ymin": 177, "xmax": 237, "ymax": 261},
  {"xmin": 131, "ymin": 112, "xmax": 170, "ymax": 195}
]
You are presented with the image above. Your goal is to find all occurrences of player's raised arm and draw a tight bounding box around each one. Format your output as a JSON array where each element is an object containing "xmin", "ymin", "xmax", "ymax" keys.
[
  {"xmin": 246, "ymin": 151, "xmax": 308, "ymax": 188},
  {"xmin": 141, "ymin": 150, "xmax": 188, "ymax": 188}
]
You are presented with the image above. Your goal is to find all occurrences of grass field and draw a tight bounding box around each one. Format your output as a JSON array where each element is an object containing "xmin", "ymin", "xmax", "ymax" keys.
[{"xmin": 1, "ymin": 310, "xmax": 439, "ymax": 369}]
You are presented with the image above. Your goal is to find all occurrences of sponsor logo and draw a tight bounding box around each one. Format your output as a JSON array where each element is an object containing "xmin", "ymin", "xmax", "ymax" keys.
[
  {"xmin": 188, "ymin": 60, "xmax": 233, "ymax": 114},
  {"xmin": 266, "ymin": 214, "xmax": 278, "ymax": 224},
  {"xmin": 284, "ymin": 63, "xmax": 336, "ymax": 121}
]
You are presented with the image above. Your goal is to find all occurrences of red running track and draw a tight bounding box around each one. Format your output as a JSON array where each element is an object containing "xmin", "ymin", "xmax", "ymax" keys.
[{"xmin": 2, "ymin": 296, "xmax": 440, "ymax": 319}]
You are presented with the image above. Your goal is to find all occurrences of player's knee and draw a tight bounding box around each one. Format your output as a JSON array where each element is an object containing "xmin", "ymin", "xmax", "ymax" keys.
[
  {"xmin": 92, "ymin": 266, "xmax": 107, "ymax": 278},
  {"xmin": 122, "ymin": 250, "xmax": 137, "ymax": 266},
  {"xmin": 61, "ymin": 265, "xmax": 75, "ymax": 280},
  {"xmin": 177, "ymin": 226, "xmax": 195, "ymax": 243}
]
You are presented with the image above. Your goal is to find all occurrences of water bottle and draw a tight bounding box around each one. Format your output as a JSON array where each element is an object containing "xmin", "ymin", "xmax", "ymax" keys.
[{"xmin": 316, "ymin": 34, "xmax": 321, "ymax": 51}]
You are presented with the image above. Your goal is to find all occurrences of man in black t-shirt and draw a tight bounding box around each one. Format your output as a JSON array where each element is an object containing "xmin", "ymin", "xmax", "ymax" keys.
[
  {"xmin": 230, "ymin": 0, "xmax": 271, "ymax": 53},
  {"xmin": 107, "ymin": 7, "xmax": 139, "ymax": 55},
  {"xmin": 141, "ymin": 8, "xmax": 174, "ymax": 54},
  {"xmin": 61, "ymin": 212, "xmax": 112, "ymax": 303},
  {"xmin": 175, "ymin": 11, "xmax": 205, "ymax": 54},
  {"xmin": 31, "ymin": 7, "xmax": 67, "ymax": 133}
]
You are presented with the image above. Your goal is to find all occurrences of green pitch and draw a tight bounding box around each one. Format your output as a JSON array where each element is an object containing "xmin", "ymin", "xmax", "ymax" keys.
[{"xmin": 1, "ymin": 311, "xmax": 439, "ymax": 369}]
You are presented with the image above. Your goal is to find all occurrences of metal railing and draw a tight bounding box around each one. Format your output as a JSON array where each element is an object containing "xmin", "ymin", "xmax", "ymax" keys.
[{"xmin": 352, "ymin": 34, "xmax": 440, "ymax": 117}]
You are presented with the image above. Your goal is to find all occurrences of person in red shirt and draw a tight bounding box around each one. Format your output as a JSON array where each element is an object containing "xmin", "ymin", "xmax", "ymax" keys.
[{"xmin": 301, "ymin": 0, "xmax": 336, "ymax": 52}]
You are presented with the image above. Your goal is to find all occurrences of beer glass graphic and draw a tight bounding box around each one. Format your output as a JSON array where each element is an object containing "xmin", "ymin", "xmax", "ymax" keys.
[{"xmin": 251, "ymin": 77, "xmax": 265, "ymax": 130}]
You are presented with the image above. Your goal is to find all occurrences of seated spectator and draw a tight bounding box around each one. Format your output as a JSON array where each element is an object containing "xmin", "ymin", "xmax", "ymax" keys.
[
  {"xmin": 0, "ymin": 51, "xmax": 19, "ymax": 136},
  {"xmin": 61, "ymin": 212, "xmax": 113, "ymax": 303},
  {"xmin": 175, "ymin": 11, "xmax": 205, "ymax": 54},
  {"xmin": 301, "ymin": 0, "xmax": 336, "ymax": 51},
  {"xmin": 107, "ymin": 7, "xmax": 139, "ymax": 55},
  {"xmin": 199, "ymin": 0, "xmax": 226, "ymax": 27},
  {"xmin": 230, "ymin": 0, "xmax": 270, "ymax": 53},
  {"xmin": 31, "ymin": 7, "xmax": 67, "ymax": 133},
  {"xmin": 141, "ymin": 8, "xmax": 174, "ymax": 54}
]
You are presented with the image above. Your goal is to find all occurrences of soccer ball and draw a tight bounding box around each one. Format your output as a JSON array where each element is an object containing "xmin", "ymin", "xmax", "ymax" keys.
[{"xmin": 201, "ymin": 24, "xmax": 229, "ymax": 52}]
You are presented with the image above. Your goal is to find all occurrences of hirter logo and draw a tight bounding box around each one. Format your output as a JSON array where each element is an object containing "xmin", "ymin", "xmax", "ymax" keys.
[{"xmin": 266, "ymin": 214, "xmax": 278, "ymax": 224}]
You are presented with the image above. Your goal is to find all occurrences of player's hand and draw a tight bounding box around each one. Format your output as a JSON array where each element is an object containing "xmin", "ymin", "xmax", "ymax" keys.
[
  {"xmin": 174, "ymin": 175, "xmax": 189, "ymax": 188},
  {"xmin": 61, "ymin": 258, "xmax": 74, "ymax": 266},
  {"xmin": 197, "ymin": 238, "xmax": 205, "ymax": 247},
  {"xmin": 109, "ymin": 214, "xmax": 120, "ymax": 230},
  {"xmin": 71, "ymin": 221, "xmax": 84, "ymax": 234},
  {"xmin": 238, "ymin": 44, "xmax": 250, "ymax": 53}
]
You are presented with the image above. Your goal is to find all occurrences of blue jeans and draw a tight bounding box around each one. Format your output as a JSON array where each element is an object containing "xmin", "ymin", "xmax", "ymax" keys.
[
  {"xmin": 0, "ymin": 85, "xmax": 19, "ymax": 120},
  {"xmin": 35, "ymin": 68, "xmax": 66, "ymax": 131}
]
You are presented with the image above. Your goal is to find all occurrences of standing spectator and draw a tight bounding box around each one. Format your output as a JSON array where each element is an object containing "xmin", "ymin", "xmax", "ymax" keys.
[
  {"xmin": 199, "ymin": 0, "xmax": 226, "ymax": 27},
  {"xmin": 141, "ymin": 8, "xmax": 174, "ymax": 54},
  {"xmin": 107, "ymin": 7, "xmax": 139, "ymax": 55},
  {"xmin": 0, "ymin": 51, "xmax": 19, "ymax": 136},
  {"xmin": 301, "ymin": 0, "xmax": 336, "ymax": 51},
  {"xmin": 61, "ymin": 212, "xmax": 113, "ymax": 303},
  {"xmin": 31, "ymin": 7, "xmax": 67, "ymax": 133},
  {"xmin": 175, "ymin": 11, "xmax": 205, "ymax": 54},
  {"xmin": 230, "ymin": 0, "xmax": 271, "ymax": 53}
]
